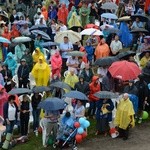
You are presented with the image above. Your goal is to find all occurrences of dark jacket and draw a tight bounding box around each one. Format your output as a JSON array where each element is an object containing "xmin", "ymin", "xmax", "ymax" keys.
[
  {"xmin": 31, "ymin": 94, "xmax": 42, "ymax": 110},
  {"xmin": 81, "ymin": 68, "xmax": 93, "ymax": 83},
  {"xmin": 123, "ymin": 85, "xmax": 138, "ymax": 96},
  {"xmin": 3, "ymin": 102, "xmax": 18, "ymax": 121},
  {"xmin": 21, "ymin": 54, "xmax": 33, "ymax": 71},
  {"xmin": 20, "ymin": 101, "xmax": 30, "ymax": 118},
  {"xmin": 17, "ymin": 64, "xmax": 29, "ymax": 82},
  {"xmin": 1, "ymin": 69, "xmax": 12, "ymax": 83}
]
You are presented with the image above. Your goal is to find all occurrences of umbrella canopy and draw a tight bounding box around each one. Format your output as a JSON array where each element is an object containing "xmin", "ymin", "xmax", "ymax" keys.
[
  {"xmin": 32, "ymin": 86, "xmax": 51, "ymax": 93},
  {"xmin": 130, "ymin": 28, "xmax": 149, "ymax": 34},
  {"xmin": 94, "ymin": 91, "xmax": 118, "ymax": 99},
  {"xmin": 8, "ymin": 88, "xmax": 32, "ymax": 95},
  {"xmin": 117, "ymin": 51, "xmax": 136, "ymax": 60},
  {"xmin": 54, "ymin": 30, "xmax": 81, "ymax": 44},
  {"xmin": 12, "ymin": 37, "xmax": 32, "ymax": 43},
  {"xmin": 41, "ymin": 42, "xmax": 57, "ymax": 47},
  {"xmin": 13, "ymin": 20, "xmax": 31, "ymax": 25},
  {"xmin": 101, "ymin": 13, "xmax": 118, "ymax": 20},
  {"xmin": 94, "ymin": 56, "xmax": 119, "ymax": 66},
  {"xmin": 0, "ymin": 37, "xmax": 11, "ymax": 44},
  {"xmin": 84, "ymin": 24, "xmax": 99, "ymax": 29},
  {"xmin": 139, "ymin": 50, "xmax": 150, "ymax": 59},
  {"xmin": 31, "ymin": 30, "xmax": 51, "ymax": 40},
  {"xmin": 63, "ymin": 90, "xmax": 88, "ymax": 101},
  {"xmin": 107, "ymin": 28, "xmax": 120, "ymax": 34},
  {"xmin": 130, "ymin": 14, "xmax": 149, "ymax": 22},
  {"xmin": 117, "ymin": 16, "xmax": 131, "ymax": 22},
  {"xmin": 100, "ymin": 24, "xmax": 114, "ymax": 31},
  {"xmin": 80, "ymin": 28, "xmax": 103, "ymax": 36},
  {"xmin": 69, "ymin": 26, "xmax": 84, "ymax": 32},
  {"xmin": 50, "ymin": 81, "xmax": 71, "ymax": 91},
  {"xmin": 67, "ymin": 51, "xmax": 84, "ymax": 57},
  {"xmin": 29, "ymin": 24, "xmax": 48, "ymax": 31},
  {"xmin": 38, "ymin": 97, "xmax": 65, "ymax": 111},
  {"xmin": 101, "ymin": 2, "xmax": 118, "ymax": 10},
  {"xmin": 108, "ymin": 60, "xmax": 141, "ymax": 81}
]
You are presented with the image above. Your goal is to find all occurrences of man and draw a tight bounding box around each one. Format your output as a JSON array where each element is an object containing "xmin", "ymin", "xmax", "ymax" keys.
[
  {"xmin": 35, "ymin": 16, "xmax": 46, "ymax": 25},
  {"xmin": 34, "ymin": 8, "xmax": 44, "ymax": 24},
  {"xmin": 114, "ymin": 93, "xmax": 135, "ymax": 140},
  {"xmin": 110, "ymin": 35, "xmax": 123, "ymax": 56},
  {"xmin": 60, "ymin": 36, "xmax": 73, "ymax": 72},
  {"xmin": 17, "ymin": 59, "xmax": 30, "ymax": 88}
]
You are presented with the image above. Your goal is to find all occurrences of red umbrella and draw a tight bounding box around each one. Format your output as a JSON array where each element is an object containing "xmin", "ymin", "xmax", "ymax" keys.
[
  {"xmin": 108, "ymin": 60, "xmax": 141, "ymax": 81},
  {"xmin": 84, "ymin": 24, "xmax": 99, "ymax": 29}
]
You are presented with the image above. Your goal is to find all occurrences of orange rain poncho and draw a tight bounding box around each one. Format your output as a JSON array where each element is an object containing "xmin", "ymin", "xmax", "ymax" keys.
[
  {"xmin": 41, "ymin": 6, "xmax": 48, "ymax": 21},
  {"xmin": 11, "ymin": 25, "xmax": 20, "ymax": 38},
  {"xmin": 145, "ymin": 0, "xmax": 150, "ymax": 12},
  {"xmin": 2, "ymin": 27, "xmax": 11, "ymax": 47},
  {"xmin": 31, "ymin": 56, "xmax": 50, "ymax": 86}
]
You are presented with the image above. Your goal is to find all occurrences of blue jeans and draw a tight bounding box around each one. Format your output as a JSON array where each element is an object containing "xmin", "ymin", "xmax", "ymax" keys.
[
  {"xmin": 32, "ymin": 109, "xmax": 41, "ymax": 130},
  {"xmin": 88, "ymin": 101, "xmax": 96, "ymax": 116},
  {"xmin": 6, "ymin": 120, "xmax": 15, "ymax": 134}
]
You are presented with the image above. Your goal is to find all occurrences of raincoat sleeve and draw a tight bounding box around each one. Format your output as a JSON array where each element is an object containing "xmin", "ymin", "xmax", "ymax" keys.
[
  {"xmin": 106, "ymin": 100, "xmax": 114, "ymax": 111},
  {"xmin": 31, "ymin": 64, "xmax": 37, "ymax": 79}
]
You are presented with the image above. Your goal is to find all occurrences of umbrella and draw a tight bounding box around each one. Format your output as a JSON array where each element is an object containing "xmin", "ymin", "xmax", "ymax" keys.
[
  {"xmin": 32, "ymin": 86, "xmax": 51, "ymax": 93},
  {"xmin": 8, "ymin": 88, "xmax": 32, "ymax": 95},
  {"xmin": 38, "ymin": 97, "xmax": 65, "ymax": 111},
  {"xmin": 130, "ymin": 14, "xmax": 149, "ymax": 22},
  {"xmin": 63, "ymin": 90, "xmax": 88, "ymax": 101},
  {"xmin": 130, "ymin": 28, "xmax": 149, "ymax": 34},
  {"xmin": 16, "ymin": 12, "xmax": 25, "ymax": 19},
  {"xmin": 100, "ymin": 24, "xmax": 114, "ymax": 31},
  {"xmin": 13, "ymin": 20, "xmax": 31, "ymax": 25},
  {"xmin": 29, "ymin": 24, "xmax": 48, "ymax": 31},
  {"xmin": 12, "ymin": 37, "xmax": 32, "ymax": 43},
  {"xmin": 108, "ymin": 60, "xmax": 141, "ymax": 81},
  {"xmin": 101, "ymin": 2, "xmax": 118, "ymax": 10},
  {"xmin": 84, "ymin": 24, "xmax": 99, "ymax": 29},
  {"xmin": 54, "ymin": 30, "xmax": 81, "ymax": 44},
  {"xmin": 41, "ymin": 42, "xmax": 57, "ymax": 47},
  {"xmin": 139, "ymin": 50, "xmax": 150, "ymax": 59},
  {"xmin": 0, "ymin": 10, "xmax": 8, "ymax": 21},
  {"xmin": 69, "ymin": 26, "xmax": 83, "ymax": 32},
  {"xmin": 117, "ymin": 51, "xmax": 136, "ymax": 60},
  {"xmin": 50, "ymin": 81, "xmax": 71, "ymax": 91},
  {"xmin": 101, "ymin": 13, "xmax": 118, "ymax": 20},
  {"xmin": 94, "ymin": 91, "xmax": 118, "ymax": 99},
  {"xmin": 80, "ymin": 28, "xmax": 103, "ymax": 36},
  {"xmin": 31, "ymin": 30, "xmax": 51, "ymax": 40},
  {"xmin": 0, "ymin": 37, "xmax": 11, "ymax": 44},
  {"xmin": 94, "ymin": 56, "xmax": 119, "ymax": 66},
  {"xmin": 118, "ymin": 16, "xmax": 131, "ymax": 22},
  {"xmin": 67, "ymin": 51, "xmax": 84, "ymax": 57}
]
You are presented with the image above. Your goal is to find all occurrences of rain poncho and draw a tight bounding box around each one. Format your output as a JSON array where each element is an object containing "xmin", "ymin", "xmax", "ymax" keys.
[
  {"xmin": 2, "ymin": 27, "xmax": 11, "ymax": 48},
  {"xmin": 4, "ymin": 52, "xmax": 17, "ymax": 76},
  {"xmin": 34, "ymin": 39, "xmax": 44, "ymax": 54},
  {"xmin": 31, "ymin": 56, "xmax": 50, "ymax": 86},
  {"xmin": 140, "ymin": 56, "xmax": 150, "ymax": 69},
  {"xmin": 41, "ymin": 6, "xmax": 48, "ymax": 21},
  {"xmin": 32, "ymin": 47, "xmax": 45, "ymax": 63},
  {"xmin": 15, "ymin": 44, "xmax": 26, "ymax": 61},
  {"xmin": 11, "ymin": 25, "xmax": 20, "ymax": 38},
  {"xmin": 114, "ymin": 98, "xmax": 135, "ymax": 130}
]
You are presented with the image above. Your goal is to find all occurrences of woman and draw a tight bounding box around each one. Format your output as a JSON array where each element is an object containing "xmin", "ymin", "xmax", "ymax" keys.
[
  {"xmin": 3, "ymin": 95, "xmax": 18, "ymax": 133},
  {"xmin": 114, "ymin": 93, "xmax": 135, "ymax": 140},
  {"xmin": 140, "ymin": 52, "xmax": 150, "ymax": 69},
  {"xmin": 34, "ymin": 35, "xmax": 44, "ymax": 54},
  {"xmin": 20, "ymin": 95, "xmax": 31, "ymax": 136},
  {"xmin": 95, "ymin": 98, "xmax": 114, "ymax": 136},
  {"xmin": 74, "ymin": 100, "xmax": 85, "ymax": 119},
  {"xmin": 31, "ymin": 93, "xmax": 42, "ymax": 131},
  {"xmin": 31, "ymin": 56, "xmax": 50, "ymax": 86},
  {"xmin": 139, "ymin": 38, "xmax": 150, "ymax": 53},
  {"xmin": 0, "ymin": 64, "xmax": 12, "ymax": 92}
]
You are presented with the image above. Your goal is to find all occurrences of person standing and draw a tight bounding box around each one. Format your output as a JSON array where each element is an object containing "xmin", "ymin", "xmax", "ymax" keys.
[
  {"xmin": 114, "ymin": 93, "xmax": 135, "ymax": 140},
  {"xmin": 17, "ymin": 59, "xmax": 30, "ymax": 88}
]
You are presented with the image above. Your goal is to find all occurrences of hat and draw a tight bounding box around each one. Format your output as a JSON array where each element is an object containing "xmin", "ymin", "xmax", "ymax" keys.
[{"xmin": 21, "ymin": 59, "xmax": 26, "ymax": 62}]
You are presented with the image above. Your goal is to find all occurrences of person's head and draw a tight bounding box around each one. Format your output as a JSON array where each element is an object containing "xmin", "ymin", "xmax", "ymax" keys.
[
  {"xmin": 21, "ymin": 59, "xmax": 26, "ymax": 65},
  {"xmin": 128, "ymin": 80, "xmax": 134, "ymax": 86},
  {"xmin": 145, "ymin": 52, "xmax": 150, "ymax": 58},
  {"xmin": 39, "ymin": 56, "xmax": 44, "ymax": 63},
  {"xmin": 25, "ymin": 49, "xmax": 30, "ymax": 55},
  {"xmin": 91, "ymin": 1, "xmax": 95, "ymax": 6},
  {"xmin": 101, "ymin": 38, "xmax": 105, "ymax": 44},
  {"xmin": 65, "ymin": 112, "xmax": 71, "ymax": 118},
  {"xmin": 70, "ymin": 68, "xmax": 75, "ymax": 75},
  {"xmin": 0, "ymin": 42, "xmax": 3, "ymax": 47},
  {"xmin": 92, "ymin": 76, "xmax": 99, "ymax": 84},
  {"xmin": 138, "ymin": 74, "xmax": 144, "ymax": 82},
  {"xmin": 61, "ymin": 3, "xmax": 66, "ymax": 8},
  {"xmin": 2, "ymin": 64, "xmax": 8, "ymax": 70},
  {"xmin": 64, "ymin": 36, "xmax": 69, "ymax": 43},
  {"xmin": 85, "ymin": 63, "xmax": 90, "ymax": 70},
  {"xmin": 35, "ymin": 47, "xmax": 40, "ymax": 53},
  {"xmin": 86, "ymin": 40, "xmax": 91, "ymax": 46},
  {"xmin": 144, "ymin": 38, "xmax": 148, "ymax": 44},
  {"xmin": 114, "ymin": 35, "xmax": 119, "ymax": 41},
  {"xmin": 8, "ymin": 95, "xmax": 15, "ymax": 104},
  {"xmin": 12, "ymin": 9, "xmax": 16, "ymax": 15},
  {"xmin": 37, "ymin": 8, "xmax": 41, "ymax": 15},
  {"xmin": 72, "ymin": 56, "xmax": 75, "ymax": 60},
  {"xmin": 77, "ymin": 99, "xmax": 83, "ymax": 106},
  {"xmin": 79, "ymin": 74, "xmax": 84, "ymax": 82},
  {"xmin": 37, "ymin": 34, "xmax": 42, "ymax": 40},
  {"xmin": 135, "ymin": 17, "xmax": 140, "ymax": 22},
  {"xmin": 23, "ymin": 95, "xmax": 29, "ymax": 102},
  {"xmin": 123, "ymin": 93, "xmax": 129, "ymax": 101},
  {"xmin": 51, "ymin": 19, "xmax": 56, "ymax": 24}
]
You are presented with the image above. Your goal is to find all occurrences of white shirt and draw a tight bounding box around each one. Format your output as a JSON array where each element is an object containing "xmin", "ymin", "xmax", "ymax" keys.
[
  {"xmin": 8, "ymin": 103, "xmax": 16, "ymax": 121},
  {"xmin": 59, "ymin": 25, "xmax": 67, "ymax": 32},
  {"xmin": 35, "ymin": 18, "xmax": 46, "ymax": 25},
  {"xmin": 110, "ymin": 40, "xmax": 122, "ymax": 54},
  {"xmin": 60, "ymin": 42, "xmax": 73, "ymax": 58},
  {"xmin": 97, "ymin": 67, "xmax": 108, "ymax": 82}
]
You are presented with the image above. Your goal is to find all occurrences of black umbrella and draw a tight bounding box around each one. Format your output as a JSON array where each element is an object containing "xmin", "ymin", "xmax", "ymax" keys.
[
  {"xmin": 31, "ymin": 30, "xmax": 51, "ymax": 40},
  {"xmin": 130, "ymin": 28, "xmax": 149, "ymax": 34},
  {"xmin": 94, "ymin": 56, "xmax": 119, "ymax": 66},
  {"xmin": 69, "ymin": 26, "xmax": 84, "ymax": 32},
  {"xmin": 8, "ymin": 88, "xmax": 32, "ymax": 95},
  {"xmin": 32, "ymin": 86, "xmax": 51, "ymax": 93},
  {"xmin": 94, "ymin": 91, "xmax": 119, "ymax": 99},
  {"xmin": 63, "ymin": 90, "xmax": 88, "ymax": 101},
  {"xmin": 38, "ymin": 97, "xmax": 65, "ymax": 111},
  {"xmin": 130, "ymin": 14, "xmax": 149, "ymax": 22},
  {"xmin": 29, "ymin": 24, "xmax": 48, "ymax": 31},
  {"xmin": 139, "ymin": 50, "xmax": 150, "ymax": 59},
  {"xmin": 117, "ymin": 51, "xmax": 136, "ymax": 60},
  {"xmin": 50, "ymin": 81, "xmax": 71, "ymax": 91}
]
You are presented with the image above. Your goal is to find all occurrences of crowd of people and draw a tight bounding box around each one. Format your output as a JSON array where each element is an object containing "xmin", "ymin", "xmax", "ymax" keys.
[{"xmin": 0, "ymin": 0, "xmax": 150, "ymax": 149}]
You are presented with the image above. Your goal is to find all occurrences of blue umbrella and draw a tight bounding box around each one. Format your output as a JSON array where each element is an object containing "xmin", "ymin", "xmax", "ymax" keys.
[
  {"xmin": 29, "ymin": 24, "xmax": 48, "ymax": 31},
  {"xmin": 38, "ymin": 97, "xmax": 65, "ymax": 111},
  {"xmin": 41, "ymin": 42, "xmax": 57, "ymax": 47},
  {"xmin": 101, "ymin": 13, "xmax": 118, "ymax": 20},
  {"xmin": 0, "ymin": 37, "xmax": 11, "ymax": 44},
  {"xmin": 8, "ymin": 88, "xmax": 32, "ymax": 95},
  {"xmin": 31, "ymin": 30, "xmax": 51, "ymax": 40},
  {"xmin": 63, "ymin": 91, "xmax": 88, "ymax": 101},
  {"xmin": 32, "ymin": 86, "xmax": 51, "ymax": 93}
]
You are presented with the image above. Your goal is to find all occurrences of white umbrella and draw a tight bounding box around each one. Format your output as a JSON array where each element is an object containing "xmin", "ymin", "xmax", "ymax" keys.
[
  {"xmin": 100, "ymin": 24, "xmax": 114, "ymax": 31},
  {"xmin": 80, "ymin": 28, "xmax": 103, "ymax": 36},
  {"xmin": 101, "ymin": 13, "xmax": 118, "ymax": 20},
  {"xmin": 54, "ymin": 30, "xmax": 81, "ymax": 43},
  {"xmin": 12, "ymin": 37, "xmax": 32, "ymax": 43},
  {"xmin": 101, "ymin": 2, "xmax": 118, "ymax": 10}
]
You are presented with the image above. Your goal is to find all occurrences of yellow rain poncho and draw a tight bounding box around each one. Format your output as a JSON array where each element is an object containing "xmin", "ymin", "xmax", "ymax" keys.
[
  {"xmin": 64, "ymin": 72, "xmax": 79, "ymax": 89},
  {"xmin": 32, "ymin": 47, "xmax": 45, "ymax": 64},
  {"xmin": 114, "ymin": 98, "xmax": 135, "ymax": 130},
  {"xmin": 31, "ymin": 56, "xmax": 50, "ymax": 86},
  {"xmin": 140, "ymin": 56, "xmax": 150, "ymax": 69}
]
